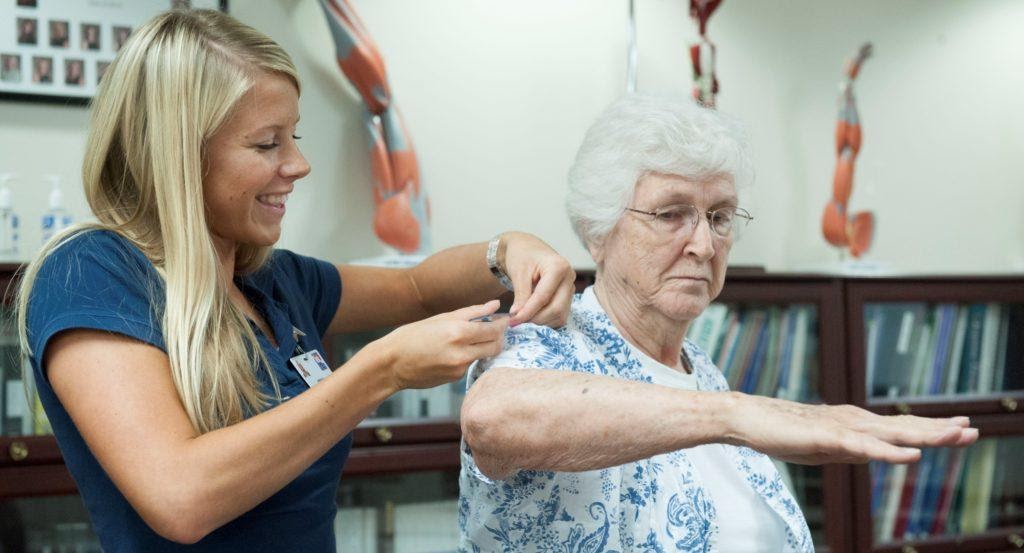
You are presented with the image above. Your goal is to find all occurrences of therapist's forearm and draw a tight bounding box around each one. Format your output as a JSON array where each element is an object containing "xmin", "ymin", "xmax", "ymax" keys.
[
  {"xmin": 461, "ymin": 367, "xmax": 732, "ymax": 479},
  {"xmin": 407, "ymin": 237, "xmax": 508, "ymax": 315}
]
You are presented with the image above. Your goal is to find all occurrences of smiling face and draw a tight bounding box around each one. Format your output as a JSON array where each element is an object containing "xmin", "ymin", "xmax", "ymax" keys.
[
  {"xmin": 203, "ymin": 71, "xmax": 309, "ymax": 260},
  {"xmin": 594, "ymin": 172, "xmax": 736, "ymax": 323}
]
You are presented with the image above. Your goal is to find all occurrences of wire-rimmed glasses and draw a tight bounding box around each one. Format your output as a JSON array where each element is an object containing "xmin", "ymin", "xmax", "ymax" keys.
[{"xmin": 624, "ymin": 204, "xmax": 753, "ymax": 240}]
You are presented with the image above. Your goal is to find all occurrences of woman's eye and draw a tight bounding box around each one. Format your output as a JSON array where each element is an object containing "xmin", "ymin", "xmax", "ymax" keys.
[
  {"xmin": 256, "ymin": 142, "xmax": 279, "ymax": 151},
  {"xmin": 657, "ymin": 210, "xmax": 684, "ymax": 221}
]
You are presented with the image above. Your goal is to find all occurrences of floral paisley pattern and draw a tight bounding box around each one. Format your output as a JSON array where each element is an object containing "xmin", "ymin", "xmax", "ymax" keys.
[{"xmin": 459, "ymin": 287, "xmax": 814, "ymax": 552}]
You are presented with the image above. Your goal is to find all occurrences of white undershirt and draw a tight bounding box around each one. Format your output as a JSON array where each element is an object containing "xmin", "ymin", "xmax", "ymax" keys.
[{"xmin": 629, "ymin": 342, "xmax": 789, "ymax": 552}]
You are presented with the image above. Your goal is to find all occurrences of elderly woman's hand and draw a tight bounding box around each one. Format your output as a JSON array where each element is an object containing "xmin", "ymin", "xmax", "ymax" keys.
[
  {"xmin": 499, "ymin": 232, "xmax": 575, "ymax": 328},
  {"xmin": 724, "ymin": 392, "xmax": 979, "ymax": 465}
]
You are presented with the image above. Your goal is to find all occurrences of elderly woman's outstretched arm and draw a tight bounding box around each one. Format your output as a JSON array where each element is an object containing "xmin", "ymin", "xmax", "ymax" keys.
[{"xmin": 461, "ymin": 367, "xmax": 978, "ymax": 480}]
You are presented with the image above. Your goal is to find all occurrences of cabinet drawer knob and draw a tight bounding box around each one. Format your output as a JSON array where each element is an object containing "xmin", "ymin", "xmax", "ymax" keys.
[
  {"xmin": 1001, "ymin": 397, "xmax": 1018, "ymax": 412},
  {"xmin": 895, "ymin": 403, "xmax": 912, "ymax": 415},
  {"xmin": 901, "ymin": 546, "xmax": 918, "ymax": 553},
  {"xmin": 9, "ymin": 440, "xmax": 28, "ymax": 461},
  {"xmin": 1009, "ymin": 533, "xmax": 1024, "ymax": 548},
  {"xmin": 374, "ymin": 426, "xmax": 393, "ymax": 443}
]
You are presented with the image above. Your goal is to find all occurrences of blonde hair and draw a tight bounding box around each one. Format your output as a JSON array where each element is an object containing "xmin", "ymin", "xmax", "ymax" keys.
[{"xmin": 16, "ymin": 9, "xmax": 301, "ymax": 434}]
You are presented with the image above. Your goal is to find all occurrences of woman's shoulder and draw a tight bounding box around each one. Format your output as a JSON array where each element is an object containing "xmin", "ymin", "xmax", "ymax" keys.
[
  {"xmin": 39, "ymin": 228, "xmax": 148, "ymax": 269},
  {"xmin": 33, "ymin": 228, "xmax": 159, "ymax": 294}
]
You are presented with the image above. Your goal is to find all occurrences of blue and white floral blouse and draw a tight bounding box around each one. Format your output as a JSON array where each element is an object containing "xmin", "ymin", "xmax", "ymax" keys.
[{"xmin": 458, "ymin": 287, "xmax": 814, "ymax": 553}]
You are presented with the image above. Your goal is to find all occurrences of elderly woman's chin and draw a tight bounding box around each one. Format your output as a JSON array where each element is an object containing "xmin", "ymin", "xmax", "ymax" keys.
[{"xmin": 654, "ymin": 289, "xmax": 713, "ymax": 323}]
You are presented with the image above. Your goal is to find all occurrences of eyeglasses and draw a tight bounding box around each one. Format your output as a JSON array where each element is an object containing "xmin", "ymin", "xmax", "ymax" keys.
[{"xmin": 624, "ymin": 204, "xmax": 753, "ymax": 239}]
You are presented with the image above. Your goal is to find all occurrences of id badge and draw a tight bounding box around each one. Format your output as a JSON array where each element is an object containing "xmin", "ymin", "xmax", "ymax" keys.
[{"xmin": 289, "ymin": 349, "xmax": 333, "ymax": 388}]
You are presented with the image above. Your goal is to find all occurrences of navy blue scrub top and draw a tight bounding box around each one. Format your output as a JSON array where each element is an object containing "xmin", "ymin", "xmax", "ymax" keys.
[{"xmin": 26, "ymin": 230, "xmax": 348, "ymax": 552}]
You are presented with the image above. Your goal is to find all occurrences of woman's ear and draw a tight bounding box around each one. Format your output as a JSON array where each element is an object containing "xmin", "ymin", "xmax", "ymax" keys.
[{"xmin": 587, "ymin": 235, "xmax": 606, "ymax": 266}]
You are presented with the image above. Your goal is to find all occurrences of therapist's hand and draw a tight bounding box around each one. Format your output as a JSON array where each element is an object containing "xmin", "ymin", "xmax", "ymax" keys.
[
  {"xmin": 724, "ymin": 392, "xmax": 979, "ymax": 465},
  {"xmin": 498, "ymin": 232, "xmax": 575, "ymax": 328},
  {"xmin": 374, "ymin": 300, "xmax": 507, "ymax": 391}
]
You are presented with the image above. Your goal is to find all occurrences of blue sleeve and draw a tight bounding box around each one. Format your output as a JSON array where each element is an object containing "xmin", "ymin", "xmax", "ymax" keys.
[
  {"xmin": 26, "ymin": 231, "xmax": 166, "ymax": 381},
  {"xmin": 270, "ymin": 250, "xmax": 342, "ymax": 337}
]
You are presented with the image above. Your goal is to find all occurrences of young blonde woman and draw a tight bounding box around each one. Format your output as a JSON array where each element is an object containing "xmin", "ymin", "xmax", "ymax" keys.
[{"xmin": 17, "ymin": 10, "xmax": 574, "ymax": 552}]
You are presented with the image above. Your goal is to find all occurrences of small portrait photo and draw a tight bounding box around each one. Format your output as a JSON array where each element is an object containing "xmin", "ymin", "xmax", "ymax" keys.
[
  {"xmin": 16, "ymin": 0, "xmax": 38, "ymax": 7},
  {"xmin": 81, "ymin": 23, "xmax": 101, "ymax": 51},
  {"xmin": 31, "ymin": 56, "xmax": 52, "ymax": 84},
  {"xmin": 16, "ymin": 17, "xmax": 37, "ymax": 45},
  {"xmin": 1, "ymin": 54, "xmax": 22, "ymax": 83},
  {"xmin": 48, "ymin": 20, "xmax": 69, "ymax": 48},
  {"xmin": 97, "ymin": 60, "xmax": 111, "ymax": 83},
  {"xmin": 112, "ymin": 26, "xmax": 132, "ymax": 51},
  {"xmin": 64, "ymin": 58, "xmax": 84, "ymax": 86}
]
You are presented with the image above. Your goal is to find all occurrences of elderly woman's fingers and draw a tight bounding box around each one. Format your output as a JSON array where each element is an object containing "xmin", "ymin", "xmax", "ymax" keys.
[
  {"xmin": 841, "ymin": 432, "xmax": 922, "ymax": 464},
  {"xmin": 848, "ymin": 412, "xmax": 978, "ymax": 449}
]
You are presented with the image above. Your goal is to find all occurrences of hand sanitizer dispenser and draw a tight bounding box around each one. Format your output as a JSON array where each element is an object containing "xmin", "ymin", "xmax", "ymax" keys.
[
  {"xmin": 42, "ymin": 175, "xmax": 73, "ymax": 246},
  {"xmin": 0, "ymin": 174, "xmax": 19, "ymax": 258}
]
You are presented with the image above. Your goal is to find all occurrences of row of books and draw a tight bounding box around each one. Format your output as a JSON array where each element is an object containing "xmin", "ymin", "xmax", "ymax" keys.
[
  {"xmin": 866, "ymin": 303, "xmax": 1024, "ymax": 399},
  {"xmin": 686, "ymin": 304, "xmax": 820, "ymax": 401},
  {"xmin": 870, "ymin": 437, "xmax": 1024, "ymax": 543}
]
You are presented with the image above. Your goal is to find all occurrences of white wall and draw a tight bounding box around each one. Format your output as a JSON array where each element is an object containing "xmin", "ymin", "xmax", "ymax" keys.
[{"xmin": 1, "ymin": 0, "xmax": 1022, "ymax": 273}]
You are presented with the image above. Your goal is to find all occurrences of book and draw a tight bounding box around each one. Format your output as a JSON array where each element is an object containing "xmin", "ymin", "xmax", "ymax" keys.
[
  {"xmin": 740, "ymin": 311, "xmax": 769, "ymax": 393},
  {"xmin": 931, "ymin": 448, "xmax": 966, "ymax": 535},
  {"xmin": 907, "ymin": 323, "xmax": 934, "ymax": 397},
  {"xmin": 893, "ymin": 460, "xmax": 921, "ymax": 539},
  {"xmin": 785, "ymin": 307, "xmax": 812, "ymax": 402},
  {"xmin": 904, "ymin": 449, "xmax": 935, "ymax": 538},
  {"xmin": 716, "ymin": 311, "xmax": 743, "ymax": 379},
  {"xmin": 960, "ymin": 439, "xmax": 997, "ymax": 533},
  {"xmin": 958, "ymin": 303, "xmax": 988, "ymax": 394},
  {"xmin": 878, "ymin": 463, "xmax": 908, "ymax": 541},
  {"xmin": 798, "ymin": 309, "xmax": 821, "ymax": 402},
  {"xmin": 943, "ymin": 305, "xmax": 970, "ymax": 395},
  {"xmin": 1003, "ymin": 305, "xmax": 1024, "ymax": 391},
  {"xmin": 926, "ymin": 304, "xmax": 956, "ymax": 396},
  {"xmin": 870, "ymin": 461, "xmax": 890, "ymax": 518},
  {"xmin": 732, "ymin": 310, "xmax": 765, "ymax": 391},
  {"xmin": 775, "ymin": 307, "xmax": 798, "ymax": 399},
  {"xmin": 976, "ymin": 304, "xmax": 1003, "ymax": 394},
  {"xmin": 754, "ymin": 308, "xmax": 782, "ymax": 396},
  {"xmin": 992, "ymin": 307, "xmax": 1011, "ymax": 393},
  {"xmin": 914, "ymin": 448, "xmax": 950, "ymax": 538}
]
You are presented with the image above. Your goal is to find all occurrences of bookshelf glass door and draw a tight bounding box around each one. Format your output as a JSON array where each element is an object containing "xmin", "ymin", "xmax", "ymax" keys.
[
  {"xmin": 0, "ymin": 495, "xmax": 100, "ymax": 553},
  {"xmin": 869, "ymin": 436, "xmax": 1024, "ymax": 545},
  {"xmin": 689, "ymin": 302, "xmax": 826, "ymax": 546},
  {"xmin": 1, "ymin": 304, "xmax": 49, "ymax": 437},
  {"xmin": 335, "ymin": 470, "xmax": 460, "ymax": 552},
  {"xmin": 329, "ymin": 331, "xmax": 466, "ymax": 420},
  {"xmin": 864, "ymin": 303, "xmax": 1024, "ymax": 400}
]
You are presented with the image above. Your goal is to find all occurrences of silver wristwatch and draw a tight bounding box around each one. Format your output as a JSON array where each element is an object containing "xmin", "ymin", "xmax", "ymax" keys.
[{"xmin": 486, "ymin": 235, "xmax": 514, "ymax": 290}]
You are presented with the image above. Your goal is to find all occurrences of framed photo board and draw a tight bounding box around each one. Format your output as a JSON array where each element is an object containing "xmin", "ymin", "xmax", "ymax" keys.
[{"xmin": 2, "ymin": 0, "xmax": 227, "ymax": 106}]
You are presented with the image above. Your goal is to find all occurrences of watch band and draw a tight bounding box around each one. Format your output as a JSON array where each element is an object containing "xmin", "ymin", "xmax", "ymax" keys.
[{"xmin": 486, "ymin": 235, "xmax": 515, "ymax": 291}]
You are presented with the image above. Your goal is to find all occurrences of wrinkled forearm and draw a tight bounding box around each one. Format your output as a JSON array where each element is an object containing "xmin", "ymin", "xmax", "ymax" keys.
[{"xmin": 461, "ymin": 367, "xmax": 737, "ymax": 479}]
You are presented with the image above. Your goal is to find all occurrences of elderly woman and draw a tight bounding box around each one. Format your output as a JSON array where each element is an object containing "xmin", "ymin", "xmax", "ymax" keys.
[{"xmin": 458, "ymin": 95, "xmax": 978, "ymax": 552}]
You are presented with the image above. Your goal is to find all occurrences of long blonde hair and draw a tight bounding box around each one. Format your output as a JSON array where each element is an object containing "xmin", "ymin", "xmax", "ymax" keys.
[{"xmin": 16, "ymin": 9, "xmax": 301, "ymax": 434}]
